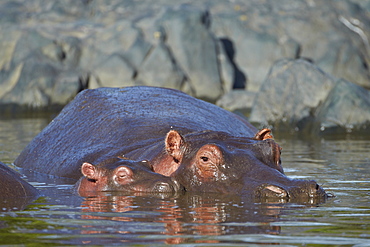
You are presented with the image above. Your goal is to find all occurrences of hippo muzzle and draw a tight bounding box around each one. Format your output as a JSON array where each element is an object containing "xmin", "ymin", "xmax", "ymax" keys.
[
  {"xmin": 256, "ymin": 180, "xmax": 329, "ymax": 203},
  {"xmin": 152, "ymin": 178, "xmax": 185, "ymax": 194}
]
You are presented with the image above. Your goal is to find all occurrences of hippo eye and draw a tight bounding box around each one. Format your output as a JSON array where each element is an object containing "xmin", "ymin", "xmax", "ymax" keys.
[{"xmin": 200, "ymin": 156, "xmax": 209, "ymax": 162}]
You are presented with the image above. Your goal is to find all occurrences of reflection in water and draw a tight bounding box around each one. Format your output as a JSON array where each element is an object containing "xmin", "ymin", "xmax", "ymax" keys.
[
  {"xmin": 0, "ymin": 118, "xmax": 370, "ymax": 245},
  {"xmin": 78, "ymin": 192, "xmax": 287, "ymax": 244}
]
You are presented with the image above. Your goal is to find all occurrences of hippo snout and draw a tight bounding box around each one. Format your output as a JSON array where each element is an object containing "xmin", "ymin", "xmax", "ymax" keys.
[
  {"xmin": 170, "ymin": 178, "xmax": 185, "ymax": 193},
  {"xmin": 153, "ymin": 178, "xmax": 185, "ymax": 194},
  {"xmin": 154, "ymin": 182, "xmax": 173, "ymax": 193},
  {"xmin": 290, "ymin": 180, "xmax": 328, "ymax": 199},
  {"xmin": 256, "ymin": 180, "xmax": 328, "ymax": 203},
  {"xmin": 307, "ymin": 181, "xmax": 328, "ymax": 199}
]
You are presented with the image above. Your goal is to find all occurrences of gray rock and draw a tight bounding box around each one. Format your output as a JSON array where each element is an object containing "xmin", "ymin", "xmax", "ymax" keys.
[
  {"xmin": 90, "ymin": 54, "xmax": 136, "ymax": 89},
  {"xmin": 216, "ymin": 39, "xmax": 235, "ymax": 93},
  {"xmin": 0, "ymin": 57, "xmax": 84, "ymax": 109},
  {"xmin": 1, "ymin": 0, "xmax": 370, "ymax": 121},
  {"xmin": 159, "ymin": 7, "xmax": 223, "ymax": 101},
  {"xmin": 123, "ymin": 33, "xmax": 152, "ymax": 69},
  {"xmin": 0, "ymin": 25, "xmax": 86, "ymax": 111},
  {"xmin": 211, "ymin": 14, "xmax": 300, "ymax": 92},
  {"xmin": 51, "ymin": 73, "xmax": 86, "ymax": 105},
  {"xmin": 316, "ymin": 79, "xmax": 370, "ymax": 133},
  {"xmin": 209, "ymin": 0, "xmax": 370, "ymax": 90},
  {"xmin": 317, "ymin": 39, "xmax": 370, "ymax": 89},
  {"xmin": 79, "ymin": 22, "xmax": 139, "ymax": 70},
  {"xmin": 216, "ymin": 90, "xmax": 256, "ymax": 115},
  {"xmin": 136, "ymin": 42, "xmax": 186, "ymax": 90},
  {"xmin": 249, "ymin": 59, "xmax": 336, "ymax": 130},
  {"xmin": 269, "ymin": 0, "xmax": 370, "ymax": 89},
  {"xmin": 250, "ymin": 58, "xmax": 370, "ymax": 133},
  {"xmin": 10, "ymin": 28, "xmax": 56, "ymax": 65}
]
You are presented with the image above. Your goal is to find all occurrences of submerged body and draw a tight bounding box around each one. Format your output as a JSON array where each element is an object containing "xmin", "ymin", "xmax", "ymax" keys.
[
  {"xmin": 0, "ymin": 162, "xmax": 39, "ymax": 211},
  {"xmin": 15, "ymin": 86, "xmax": 327, "ymax": 201}
]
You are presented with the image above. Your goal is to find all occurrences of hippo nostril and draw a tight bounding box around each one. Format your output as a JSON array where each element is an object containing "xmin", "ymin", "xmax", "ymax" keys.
[
  {"xmin": 170, "ymin": 178, "xmax": 184, "ymax": 192},
  {"xmin": 154, "ymin": 182, "xmax": 172, "ymax": 193},
  {"xmin": 307, "ymin": 181, "xmax": 326, "ymax": 197}
]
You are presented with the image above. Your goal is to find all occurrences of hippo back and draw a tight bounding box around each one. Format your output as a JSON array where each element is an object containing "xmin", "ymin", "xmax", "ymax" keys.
[
  {"xmin": 15, "ymin": 86, "xmax": 257, "ymax": 179},
  {"xmin": 0, "ymin": 162, "xmax": 39, "ymax": 211}
]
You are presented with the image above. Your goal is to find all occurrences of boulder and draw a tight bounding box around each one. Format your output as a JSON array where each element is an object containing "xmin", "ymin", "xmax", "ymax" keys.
[
  {"xmin": 216, "ymin": 90, "xmax": 256, "ymax": 115},
  {"xmin": 0, "ymin": 54, "xmax": 84, "ymax": 110},
  {"xmin": 0, "ymin": 27, "xmax": 85, "ymax": 110},
  {"xmin": 315, "ymin": 79, "xmax": 370, "ymax": 133},
  {"xmin": 0, "ymin": 0, "xmax": 370, "ymax": 124},
  {"xmin": 210, "ymin": 14, "xmax": 300, "ymax": 92},
  {"xmin": 89, "ymin": 54, "xmax": 136, "ymax": 89},
  {"xmin": 136, "ymin": 42, "xmax": 187, "ymax": 90},
  {"xmin": 250, "ymin": 59, "xmax": 370, "ymax": 133},
  {"xmin": 158, "ymin": 7, "xmax": 224, "ymax": 101},
  {"xmin": 249, "ymin": 59, "xmax": 336, "ymax": 130}
]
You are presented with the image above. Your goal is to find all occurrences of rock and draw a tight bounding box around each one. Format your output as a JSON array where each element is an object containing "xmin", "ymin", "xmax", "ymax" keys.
[
  {"xmin": 0, "ymin": 56, "xmax": 85, "ymax": 109},
  {"xmin": 217, "ymin": 39, "xmax": 237, "ymax": 92},
  {"xmin": 51, "ymin": 73, "xmax": 86, "ymax": 105},
  {"xmin": 250, "ymin": 58, "xmax": 370, "ymax": 133},
  {"xmin": 316, "ymin": 79, "xmax": 370, "ymax": 133},
  {"xmin": 123, "ymin": 34, "xmax": 152, "ymax": 69},
  {"xmin": 216, "ymin": 90, "xmax": 256, "ymax": 115},
  {"xmin": 269, "ymin": 0, "xmax": 370, "ymax": 89},
  {"xmin": 79, "ymin": 22, "xmax": 140, "ymax": 71},
  {"xmin": 209, "ymin": 0, "xmax": 370, "ymax": 90},
  {"xmin": 1, "ymin": 0, "xmax": 370, "ymax": 120},
  {"xmin": 159, "ymin": 7, "xmax": 224, "ymax": 101},
  {"xmin": 0, "ymin": 58, "xmax": 58, "ymax": 108},
  {"xmin": 136, "ymin": 42, "xmax": 186, "ymax": 89},
  {"xmin": 249, "ymin": 59, "xmax": 336, "ymax": 130},
  {"xmin": 211, "ymin": 14, "xmax": 300, "ymax": 92},
  {"xmin": 0, "ymin": 1, "xmax": 27, "ymax": 24},
  {"xmin": 0, "ymin": 26, "xmax": 85, "ymax": 110},
  {"xmin": 90, "ymin": 54, "xmax": 136, "ymax": 89}
]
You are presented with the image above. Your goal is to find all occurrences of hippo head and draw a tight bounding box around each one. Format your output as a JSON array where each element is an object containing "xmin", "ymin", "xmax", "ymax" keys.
[
  {"xmin": 76, "ymin": 157, "xmax": 184, "ymax": 196},
  {"xmin": 155, "ymin": 129, "xmax": 327, "ymax": 202}
]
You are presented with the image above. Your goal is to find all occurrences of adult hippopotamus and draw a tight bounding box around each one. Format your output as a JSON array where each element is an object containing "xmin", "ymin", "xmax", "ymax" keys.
[
  {"xmin": 0, "ymin": 162, "xmax": 39, "ymax": 211},
  {"xmin": 15, "ymin": 86, "xmax": 328, "ymax": 201},
  {"xmin": 75, "ymin": 157, "xmax": 183, "ymax": 196}
]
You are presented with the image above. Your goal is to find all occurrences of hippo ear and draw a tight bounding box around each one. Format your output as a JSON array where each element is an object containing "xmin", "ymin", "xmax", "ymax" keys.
[
  {"xmin": 254, "ymin": 128, "xmax": 273, "ymax": 140},
  {"xmin": 165, "ymin": 130, "xmax": 185, "ymax": 163},
  {"xmin": 114, "ymin": 166, "xmax": 134, "ymax": 185},
  {"xmin": 81, "ymin": 162, "xmax": 99, "ymax": 180}
]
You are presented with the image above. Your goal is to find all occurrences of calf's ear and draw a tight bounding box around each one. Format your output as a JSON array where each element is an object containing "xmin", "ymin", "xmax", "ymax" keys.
[
  {"xmin": 254, "ymin": 128, "xmax": 273, "ymax": 140},
  {"xmin": 165, "ymin": 130, "xmax": 185, "ymax": 163},
  {"xmin": 81, "ymin": 162, "xmax": 98, "ymax": 180}
]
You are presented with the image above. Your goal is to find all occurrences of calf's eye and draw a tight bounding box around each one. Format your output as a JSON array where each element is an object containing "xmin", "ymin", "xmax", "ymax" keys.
[{"xmin": 200, "ymin": 156, "xmax": 209, "ymax": 162}]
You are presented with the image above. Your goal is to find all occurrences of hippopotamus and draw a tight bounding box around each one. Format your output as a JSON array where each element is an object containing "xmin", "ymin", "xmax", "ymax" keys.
[
  {"xmin": 0, "ymin": 162, "xmax": 39, "ymax": 211},
  {"xmin": 15, "ymin": 86, "xmax": 328, "ymax": 201},
  {"xmin": 75, "ymin": 157, "xmax": 183, "ymax": 196}
]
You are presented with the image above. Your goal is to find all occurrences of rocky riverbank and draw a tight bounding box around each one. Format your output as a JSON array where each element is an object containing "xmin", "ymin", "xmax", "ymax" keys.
[{"xmin": 0, "ymin": 0, "xmax": 369, "ymax": 134}]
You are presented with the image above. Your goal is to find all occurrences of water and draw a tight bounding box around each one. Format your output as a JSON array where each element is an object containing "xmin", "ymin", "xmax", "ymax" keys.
[{"xmin": 0, "ymin": 117, "xmax": 369, "ymax": 246}]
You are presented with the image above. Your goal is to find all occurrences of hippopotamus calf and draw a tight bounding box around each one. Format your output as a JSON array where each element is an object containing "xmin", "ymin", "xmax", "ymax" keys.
[
  {"xmin": 75, "ymin": 157, "xmax": 184, "ymax": 196},
  {"xmin": 0, "ymin": 162, "xmax": 39, "ymax": 211},
  {"xmin": 15, "ymin": 86, "xmax": 328, "ymax": 202}
]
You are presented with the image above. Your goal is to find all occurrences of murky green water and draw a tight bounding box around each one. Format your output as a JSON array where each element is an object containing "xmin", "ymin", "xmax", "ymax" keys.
[{"xmin": 0, "ymin": 117, "xmax": 369, "ymax": 246}]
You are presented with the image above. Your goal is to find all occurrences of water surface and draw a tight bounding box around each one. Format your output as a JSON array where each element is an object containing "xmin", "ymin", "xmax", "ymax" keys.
[{"xmin": 0, "ymin": 117, "xmax": 369, "ymax": 246}]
